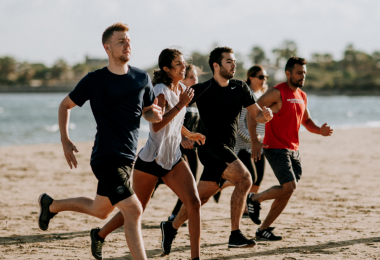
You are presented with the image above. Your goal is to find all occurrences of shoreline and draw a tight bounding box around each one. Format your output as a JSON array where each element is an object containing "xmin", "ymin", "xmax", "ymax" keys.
[
  {"xmin": 1, "ymin": 85, "xmax": 380, "ymax": 96},
  {"xmin": 1, "ymin": 126, "xmax": 380, "ymax": 148}
]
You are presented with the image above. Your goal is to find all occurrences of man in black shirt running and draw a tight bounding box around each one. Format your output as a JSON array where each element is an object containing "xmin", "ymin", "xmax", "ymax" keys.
[
  {"xmin": 37, "ymin": 23, "xmax": 162, "ymax": 260},
  {"xmin": 161, "ymin": 47, "xmax": 273, "ymax": 251}
]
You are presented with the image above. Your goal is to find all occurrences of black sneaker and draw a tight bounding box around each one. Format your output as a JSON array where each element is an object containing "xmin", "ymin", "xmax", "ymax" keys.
[
  {"xmin": 213, "ymin": 191, "xmax": 221, "ymax": 203},
  {"xmin": 256, "ymin": 227, "xmax": 282, "ymax": 241},
  {"xmin": 228, "ymin": 230, "xmax": 256, "ymax": 248},
  {"xmin": 38, "ymin": 193, "xmax": 57, "ymax": 231},
  {"xmin": 90, "ymin": 228, "xmax": 104, "ymax": 260},
  {"xmin": 246, "ymin": 193, "xmax": 261, "ymax": 225},
  {"xmin": 160, "ymin": 221, "xmax": 177, "ymax": 255}
]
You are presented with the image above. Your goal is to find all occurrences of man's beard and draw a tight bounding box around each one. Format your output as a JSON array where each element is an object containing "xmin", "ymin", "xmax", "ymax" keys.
[
  {"xmin": 290, "ymin": 76, "xmax": 304, "ymax": 88},
  {"xmin": 219, "ymin": 65, "xmax": 234, "ymax": 80},
  {"xmin": 112, "ymin": 51, "xmax": 129, "ymax": 64}
]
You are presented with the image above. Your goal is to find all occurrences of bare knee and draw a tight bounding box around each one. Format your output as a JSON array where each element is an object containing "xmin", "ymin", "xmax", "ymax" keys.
[
  {"xmin": 90, "ymin": 203, "xmax": 114, "ymax": 220},
  {"xmin": 282, "ymin": 181, "xmax": 297, "ymax": 195},
  {"xmin": 236, "ymin": 171, "xmax": 252, "ymax": 191},
  {"xmin": 186, "ymin": 197, "xmax": 201, "ymax": 213},
  {"xmin": 200, "ymin": 196, "xmax": 210, "ymax": 206},
  {"xmin": 96, "ymin": 209, "xmax": 113, "ymax": 220},
  {"xmin": 117, "ymin": 197, "xmax": 143, "ymax": 221}
]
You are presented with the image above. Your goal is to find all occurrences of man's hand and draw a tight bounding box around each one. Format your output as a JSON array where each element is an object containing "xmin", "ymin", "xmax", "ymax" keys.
[
  {"xmin": 187, "ymin": 132, "xmax": 205, "ymax": 146},
  {"xmin": 262, "ymin": 106, "xmax": 273, "ymax": 122},
  {"xmin": 251, "ymin": 140, "xmax": 268, "ymax": 162},
  {"xmin": 62, "ymin": 139, "xmax": 79, "ymax": 169},
  {"xmin": 181, "ymin": 138, "xmax": 194, "ymax": 149},
  {"xmin": 320, "ymin": 123, "xmax": 333, "ymax": 136}
]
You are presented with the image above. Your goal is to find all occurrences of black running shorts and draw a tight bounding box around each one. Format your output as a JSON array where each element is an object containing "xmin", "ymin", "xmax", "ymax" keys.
[
  {"xmin": 263, "ymin": 148, "xmax": 302, "ymax": 185},
  {"xmin": 134, "ymin": 156, "xmax": 184, "ymax": 178},
  {"xmin": 198, "ymin": 144, "xmax": 238, "ymax": 187},
  {"xmin": 91, "ymin": 158, "xmax": 134, "ymax": 205}
]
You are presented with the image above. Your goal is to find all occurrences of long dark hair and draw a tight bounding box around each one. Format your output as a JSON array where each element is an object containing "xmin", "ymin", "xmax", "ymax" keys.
[
  {"xmin": 246, "ymin": 65, "xmax": 268, "ymax": 93},
  {"xmin": 152, "ymin": 48, "xmax": 183, "ymax": 86},
  {"xmin": 246, "ymin": 65, "xmax": 264, "ymax": 85}
]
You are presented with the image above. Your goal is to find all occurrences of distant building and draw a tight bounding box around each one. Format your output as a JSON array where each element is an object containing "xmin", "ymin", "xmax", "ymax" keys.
[{"xmin": 85, "ymin": 55, "xmax": 108, "ymax": 68}]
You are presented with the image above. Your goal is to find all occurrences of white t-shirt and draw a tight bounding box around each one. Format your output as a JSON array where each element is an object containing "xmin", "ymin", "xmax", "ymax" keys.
[{"xmin": 138, "ymin": 82, "xmax": 186, "ymax": 170}]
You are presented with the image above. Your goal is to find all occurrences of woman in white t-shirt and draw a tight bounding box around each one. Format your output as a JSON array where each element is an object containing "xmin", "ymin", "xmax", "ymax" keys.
[{"xmin": 94, "ymin": 49, "xmax": 204, "ymax": 260}]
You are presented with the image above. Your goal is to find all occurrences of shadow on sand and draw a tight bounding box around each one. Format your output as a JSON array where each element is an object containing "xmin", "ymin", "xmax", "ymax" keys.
[{"xmin": 203, "ymin": 236, "xmax": 380, "ymax": 259}]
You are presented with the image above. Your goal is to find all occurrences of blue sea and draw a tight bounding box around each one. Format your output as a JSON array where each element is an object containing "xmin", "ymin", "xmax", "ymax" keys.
[{"xmin": 0, "ymin": 93, "xmax": 380, "ymax": 147}]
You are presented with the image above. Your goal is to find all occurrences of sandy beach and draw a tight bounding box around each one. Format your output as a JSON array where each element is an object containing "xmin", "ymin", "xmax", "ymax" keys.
[{"xmin": 1, "ymin": 127, "xmax": 380, "ymax": 259}]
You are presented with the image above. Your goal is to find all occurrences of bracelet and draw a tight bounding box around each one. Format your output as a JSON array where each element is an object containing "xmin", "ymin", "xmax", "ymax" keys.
[{"xmin": 174, "ymin": 105, "xmax": 181, "ymax": 111}]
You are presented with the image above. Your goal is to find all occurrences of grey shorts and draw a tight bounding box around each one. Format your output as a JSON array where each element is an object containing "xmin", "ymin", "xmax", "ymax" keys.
[{"xmin": 263, "ymin": 149, "xmax": 302, "ymax": 185}]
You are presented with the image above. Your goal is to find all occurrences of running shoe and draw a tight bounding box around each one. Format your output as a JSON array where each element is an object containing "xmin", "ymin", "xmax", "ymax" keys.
[
  {"xmin": 168, "ymin": 214, "xmax": 176, "ymax": 222},
  {"xmin": 213, "ymin": 191, "xmax": 221, "ymax": 203},
  {"xmin": 38, "ymin": 193, "xmax": 57, "ymax": 231},
  {"xmin": 256, "ymin": 227, "xmax": 282, "ymax": 241},
  {"xmin": 246, "ymin": 193, "xmax": 261, "ymax": 225},
  {"xmin": 228, "ymin": 230, "xmax": 256, "ymax": 248},
  {"xmin": 90, "ymin": 228, "xmax": 104, "ymax": 260},
  {"xmin": 160, "ymin": 221, "xmax": 178, "ymax": 255}
]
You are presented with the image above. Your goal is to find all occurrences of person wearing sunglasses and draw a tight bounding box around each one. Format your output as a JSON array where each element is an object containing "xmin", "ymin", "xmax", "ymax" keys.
[{"xmin": 236, "ymin": 65, "xmax": 269, "ymax": 197}]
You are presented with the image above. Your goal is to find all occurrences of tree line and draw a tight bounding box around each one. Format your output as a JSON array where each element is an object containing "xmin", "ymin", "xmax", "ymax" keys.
[{"xmin": 1, "ymin": 41, "xmax": 380, "ymax": 92}]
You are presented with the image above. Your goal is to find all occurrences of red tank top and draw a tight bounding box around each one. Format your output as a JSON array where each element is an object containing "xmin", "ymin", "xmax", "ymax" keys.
[{"xmin": 263, "ymin": 82, "xmax": 307, "ymax": 151}]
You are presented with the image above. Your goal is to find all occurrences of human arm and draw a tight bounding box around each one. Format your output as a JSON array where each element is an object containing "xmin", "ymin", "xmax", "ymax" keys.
[
  {"xmin": 151, "ymin": 87, "xmax": 194, "ymax": 132},
  {"xmin": 142, "ymin": 98, "xmax": 163, "ymax": 123},
  {"xmin": 247, "ymin": 111, "xmax": 269, "ymax": 162},
  {"xmin": 181, "ymin": 126, "xmax": 206, "ymax": 146},
  {"xmin": 246, "ymin": 103, "xmax": 273, "ymax": 124},
  {"xmin": 181, "ymin": 135, "xmax": 195, "ymax": 149},
  {"xmin": 302, "ymin": 107, "xmax": 333, "ymax": 136},
  {"xmin": 58, "ymin": 95, "xmax": 79, "ymax": 169}
]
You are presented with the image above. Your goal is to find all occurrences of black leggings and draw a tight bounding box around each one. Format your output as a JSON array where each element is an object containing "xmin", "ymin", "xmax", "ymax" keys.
[
  {"xmin": 237, "ymin": 149, "xmax": 265, "ymax": 186},
  {"xmin": 152, "ymin": 147, "xmax": 199, "ymax": 216}
]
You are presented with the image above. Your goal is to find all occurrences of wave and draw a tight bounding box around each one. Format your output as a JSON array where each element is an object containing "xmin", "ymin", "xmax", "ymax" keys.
[
  {"xmin": 300, "ymin": 121, "xmax": 380, "ymax": 132},
  {"xmin": 330, "ymin": 121, "xmax": 380, "ymax": 129},
  {"xmin": 44, "ymin": 123, "xmax": 76, "ymax": 132}
]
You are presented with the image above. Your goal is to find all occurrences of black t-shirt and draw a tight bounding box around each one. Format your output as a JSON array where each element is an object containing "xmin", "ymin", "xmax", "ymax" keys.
[
  {"xmin": 189, "ymin": 78, "xmax": 256, "ymax": 148},
  {"xmin": 69, "ymin": 66, "xmax": 155, "ymax": 165}
]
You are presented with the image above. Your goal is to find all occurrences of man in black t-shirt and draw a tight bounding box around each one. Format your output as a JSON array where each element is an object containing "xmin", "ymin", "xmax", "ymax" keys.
[
  {"xmin": 37, "ymin": 23, "xmax": 162, "ymax": 260},
  {"xmin": 161, "ymin": 47, "xmax": 273, "ymax": 250}
]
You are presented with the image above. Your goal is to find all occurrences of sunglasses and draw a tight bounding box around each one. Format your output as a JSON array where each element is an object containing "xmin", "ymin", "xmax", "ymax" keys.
[{"xmin": 253, "ymin": 75, "xmax": 269, "ymax": 80}]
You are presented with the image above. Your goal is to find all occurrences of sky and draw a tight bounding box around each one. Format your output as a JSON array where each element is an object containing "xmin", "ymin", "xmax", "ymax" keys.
[{"xmin": 1, "ymin": 0, "xmax": 379, "ymax": 69}]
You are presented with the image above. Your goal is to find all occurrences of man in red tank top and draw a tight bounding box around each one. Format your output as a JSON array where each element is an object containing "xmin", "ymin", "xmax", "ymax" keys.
[{"xmin": 246, "ymin": 57, "xmax": 333, "ymax": 241}]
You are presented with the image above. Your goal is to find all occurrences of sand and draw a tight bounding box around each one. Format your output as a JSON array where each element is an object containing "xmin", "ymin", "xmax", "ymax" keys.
[{"xmin": 1, "ymin": 127, "xmax": 380, "ymax": 259}]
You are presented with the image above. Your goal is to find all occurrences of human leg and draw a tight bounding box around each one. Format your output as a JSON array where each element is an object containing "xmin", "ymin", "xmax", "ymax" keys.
[
  {"xmin": 251, "ymin": 153, "xmax": 265, "ymax": 194},
  {"xmin": 221, "ymin": 159, "xmax": 252, "ymax": 231},
  {"xmin": 170, "ymin": 148, "xmax": 198, "ymax": 217},
  {"xmin": 115, "ymin": 195, "xmax": 147, "ymax": 260},
  {"xmin": 49, "ymin": 193, "xmax": 115, "ymax": 219},
  {"xmin": 38, "ymin": 159, "xmax": 134, "ymax": 232},
  {"xmin": 162, "ymin": 161, "xmax": 201, "ymax": 259},
  {"xmin": 98, "ymin": 169, "xmax": 158, "ymax": 238},
  {"xmin": 172, "ymin": 180, "xmax": 220, "ymax": 229},
  {"xmin": 248, "ymin": 149, "xmax": 301, "ymax": 234}
]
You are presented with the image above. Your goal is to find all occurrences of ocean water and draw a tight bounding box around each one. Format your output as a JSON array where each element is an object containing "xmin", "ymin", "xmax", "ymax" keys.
[{"xmin": 0, "ymin": 93, "xmax": 379, "ymax": 147}]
